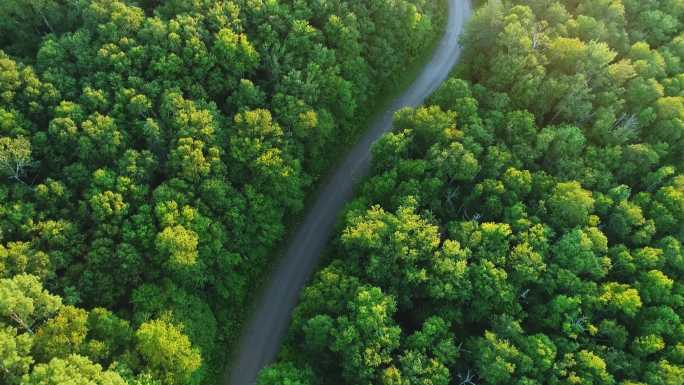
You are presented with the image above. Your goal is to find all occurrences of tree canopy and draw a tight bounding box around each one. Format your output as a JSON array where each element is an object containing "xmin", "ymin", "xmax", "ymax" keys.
[
  {"xmin": 263, "ymin": 1, "xmax": 684, "ymax": 384},
  {"xmin": 0, "ymin": 0, "xmax": 446, "ymax": 383}
]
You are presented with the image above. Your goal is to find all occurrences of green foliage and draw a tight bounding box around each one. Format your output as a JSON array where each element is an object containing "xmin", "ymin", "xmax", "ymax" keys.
[
  {"xmin": 0, "ymin": 0, "xmax": 86, "ymax": 57},
  {"xmin": 0, "ymin": 274, "xmax": 61, "ymax": 333},
  {"xmin": 23, "ymin": 354, "xmax": 126, "ymax": 385},
  {"xmin": 256, "ymin": 362, "xmax": 313, "ymax": 385},
  {"xmin": 0, "ymin": 136, "xmax": 32, "ymax": 181},
  {"xmin": 135, "ymin": 319, "xmax": 202, "ymax": 385},
  {"xmin": 267, "ymin": 1, "xmax": 684, "ymax": 384},
  {"xmin": 0, "ymin": 325, "xmax": 33, "ymax": 383},
  {"xmin": 0, "ymin": 0, "xmax": 445, "ymax": 383},
  {"xmin": 546, "ymin": 182, "xmax": 595, "ymax": 230}
]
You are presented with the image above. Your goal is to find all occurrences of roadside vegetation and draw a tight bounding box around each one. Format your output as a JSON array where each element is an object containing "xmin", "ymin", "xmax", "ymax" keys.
[
  {"xmin": 0, "ymin": 1, "xmax": 444, "ymax": 384},
  {"xmin": 262, "ymin": 1, "xmax": 684, "ymax": 384}
]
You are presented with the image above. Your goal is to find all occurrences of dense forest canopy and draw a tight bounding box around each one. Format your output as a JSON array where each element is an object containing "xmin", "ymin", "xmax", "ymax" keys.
[
  {"xmin": 0, "ymin": 0, "xmax": 445, "ymax": 384},
  {"xmin": 263, "ymin": 0, "xmax": 684, "ymax": 384}
]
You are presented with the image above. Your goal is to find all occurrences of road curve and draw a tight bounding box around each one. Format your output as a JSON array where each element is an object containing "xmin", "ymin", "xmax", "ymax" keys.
[{"xmin": 224, "ymin": 1, "xmax": 473, "ymax": 384}]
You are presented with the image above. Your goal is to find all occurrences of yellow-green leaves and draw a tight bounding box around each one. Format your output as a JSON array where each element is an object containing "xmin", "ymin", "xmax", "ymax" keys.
[
  {"xmin": 23, "ymin": 354, "xmax": 127, "ymax": 385},
  {"xmin": 155, "ymin": 225, "xmax": 199, "ymax": 269},
  {"xmin": 0, "ymin": 136, "xmax": 32, "ymax": 181},
  {"xmin": 547, "ymin": 181, "xmax": 595, "ymax": 230},
  {"xmin": 135, "ymin": 319, "xmax": 201, "ymax": 385},
  {"xmin": 0, "ymin": 274, "xmax": 61, "ymax": 333}
]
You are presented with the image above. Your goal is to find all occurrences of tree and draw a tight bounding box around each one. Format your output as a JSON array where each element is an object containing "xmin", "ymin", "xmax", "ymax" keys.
[
  {"xmin": 406, "ymin": 317, "xmax": 459, "ymax": 367},
  {"xmin": 131, "ymin": 282, "xmax": 217, "ymax": 369},
  {"xmin": 340, "ymin": 200, "xmax": 441, "ymax": 305},
  {"xmin": 155, "ymin": 225, "xmax": 199, "ymax": 270},
  {"xmin": 552, "ymin": 228, "xmax": 610, "ymax": 279},
  {"xmin": 135, "ymin": 319, "xmax": 202, "ymax": 385},
  {"xmin": 393, "ymin": 106, "xmax": 457, "ymax": 154},
  {"xmin": 295, "ymin": 274, "xmax": 401, "ymax": 385},
  {"xmin": 0, "ymin": 326, "xmax": 33, "ymax": 384},
  {"xmin": 33, "ymin": 305, "xmax": 88, "ymax": 362},
  {"xmin": 0, "ymin": 274, "xmax": 61, "ymax": 334},
  {"xmin": 256, "ymin": 363, "xmax": 313, "ymax": 385},
  {"xmin": 169, "ymin": 138, "xmax": 216, "ymax": 182},
  {"xmin": 429, "ymin": 142, "xmax": 481, "ymax": 183},
  {"xmin": 555, "ymin": 350, "xmax": 615, "ymax": 385},
  {"xmin": 395, "ymin": 350, "xmax": 451, "ymax": 385},
  {"xmin": 643, "ymin": 360, "xmax": 684, "ymax": 385},
  {"xmin": 429, "ymin": 78, "xmax": 475, "ymax": 113},
  {"xmin": 471, "ymin": 331, "xmax": 524, "ymax": 385},
  {"xmin": 599, "ymin": 282, "xmax": 643, "ymax": 318},
  {"xmin": 330, "ymin": 286, "xmax": 401, "ymax": 384},
  {"xmin": 0, "ymin": 0, "xmax": 85, "ymax": 56},
  {"xmin": 0, "ymin": 136, "xmax": 32, "ymax": 182},
  {"xmin": 212, "ymin": 28, "xmax": 259, "ymax": 79},
  {"xmin": 23, "ymin": 354, "xmax": 126, "ymax": 385},
  {"xmin": 546, "ymin": 181, "xmax": 595, "ymax": 230},
  {"xmin": 0, "ymin": 242, "xmax": 52, "ymax": 280}
]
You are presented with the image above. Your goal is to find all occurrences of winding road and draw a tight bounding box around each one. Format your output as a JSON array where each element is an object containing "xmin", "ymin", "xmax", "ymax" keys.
[{"xmin": 224, "ymin": 1, "xmax": 473, "ymax": 384}]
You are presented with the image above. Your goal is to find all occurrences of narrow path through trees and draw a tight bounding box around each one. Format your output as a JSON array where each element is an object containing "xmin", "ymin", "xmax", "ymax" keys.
[{"xmin": 224, "ymin": 1, "xmax": 473, "ymax": 384}]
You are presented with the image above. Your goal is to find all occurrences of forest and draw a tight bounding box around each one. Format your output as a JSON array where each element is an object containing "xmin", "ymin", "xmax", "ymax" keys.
[
  {"xmin": 261, "ymin": 0, "xmax": 684, "ymax": 384},
  {"xmin": 0, "ymin": 0, "xmax": 445, "ymax": 384}
]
